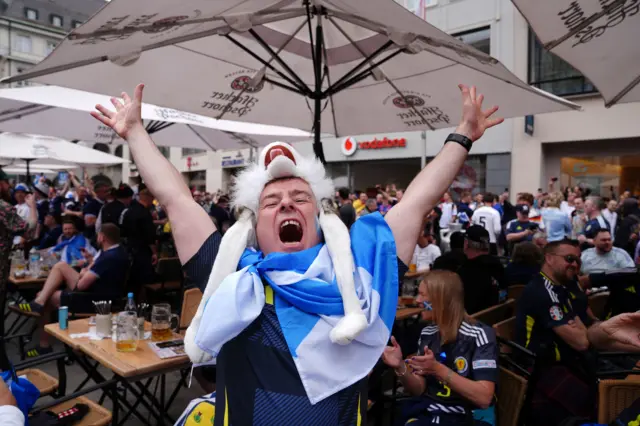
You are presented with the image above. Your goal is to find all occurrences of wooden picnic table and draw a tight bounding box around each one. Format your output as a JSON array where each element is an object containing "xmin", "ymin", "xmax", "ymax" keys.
[
  {"xmin": 404, "ymin": 270, "xmax": 429, "ymax": 280},
  {"xmin": 46, "ymin": 318, "xmax": 189, "ymax": 378},
  {"xmin": 8, "ymin": 268, "xmax": 47, "ymax": 289}
]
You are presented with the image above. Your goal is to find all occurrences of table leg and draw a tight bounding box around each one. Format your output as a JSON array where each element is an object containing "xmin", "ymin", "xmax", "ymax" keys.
[
  {"xmin": 165, "ymin": 368, "xmax": 189, "ymax": 412},
  {"xmin": 117, "ymin": 377, "xmax": 154, "ymax": 426},
  {"xmin": 129, "ymin": 380, "xmax": 175, "ymax": 424},
  {"xmin": 110, "ymin": 380, "xmax": 119, "ymax": 426}
]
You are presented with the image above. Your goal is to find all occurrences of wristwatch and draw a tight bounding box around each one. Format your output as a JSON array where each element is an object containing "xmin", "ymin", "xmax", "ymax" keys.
[{"xmin": 445, "ymin": 133, "xmax": 473, "ymax": 152}]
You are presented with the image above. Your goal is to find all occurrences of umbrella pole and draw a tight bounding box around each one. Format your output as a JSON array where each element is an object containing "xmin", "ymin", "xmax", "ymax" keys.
[{"xmin": 312, "ymin": 11, "xmax": 327, "ymax": 165}]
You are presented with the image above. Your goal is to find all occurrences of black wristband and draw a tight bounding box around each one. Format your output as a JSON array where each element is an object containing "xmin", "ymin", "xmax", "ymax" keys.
[{"xmin": 445, "ymin": 133, "xmax": 472, "ymax": 152}]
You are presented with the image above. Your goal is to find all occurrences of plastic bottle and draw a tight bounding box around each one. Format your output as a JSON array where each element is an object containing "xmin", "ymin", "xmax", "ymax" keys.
[
  {"xmin": 28, "ymin": 248, "xmax": 41, "ymax": 277},
  {"xmin": 124, "ymin": 292, "xmax": 137, "ymax": 314}
]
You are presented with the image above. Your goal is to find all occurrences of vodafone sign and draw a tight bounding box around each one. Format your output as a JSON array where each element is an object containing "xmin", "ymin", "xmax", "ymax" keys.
[{"xmin": 341, "ymin": 136, "xmax": 407, "ymax": 157}]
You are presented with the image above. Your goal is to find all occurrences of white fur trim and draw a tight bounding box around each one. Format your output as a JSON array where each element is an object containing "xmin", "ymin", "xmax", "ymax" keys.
[{"xmin": 231, "ymin": 142, "xmax": 334, "ymax": 213}]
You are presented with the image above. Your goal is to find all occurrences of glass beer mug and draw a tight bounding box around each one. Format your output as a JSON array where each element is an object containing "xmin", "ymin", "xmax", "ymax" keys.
[
  {"xmin": 151, "ymin": 303, "xmax": 179, "ymax": 342},
  {"xmin": 116, "ymin": 311, "xmax": 139, "ymax": 352}
]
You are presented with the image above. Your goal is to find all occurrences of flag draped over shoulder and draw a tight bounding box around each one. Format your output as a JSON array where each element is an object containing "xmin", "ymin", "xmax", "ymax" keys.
[{"xmin": 195, "ymin": 213, "xmax": 399, "ymax": 404}]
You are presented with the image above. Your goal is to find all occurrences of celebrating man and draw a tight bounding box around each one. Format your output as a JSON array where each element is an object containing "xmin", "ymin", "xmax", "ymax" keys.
[{"xmin": 92, "ymin": 83, "xmax": 502, "ymax": 424}]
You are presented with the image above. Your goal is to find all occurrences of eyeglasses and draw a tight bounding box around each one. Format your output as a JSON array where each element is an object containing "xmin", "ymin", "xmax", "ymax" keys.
[{"xmin": 550, "ymin": 254, "xmax": 581, "ymax": 265}]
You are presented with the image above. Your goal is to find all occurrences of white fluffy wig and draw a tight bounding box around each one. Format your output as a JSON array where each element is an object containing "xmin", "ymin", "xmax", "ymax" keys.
[{"xmin": 184, "ymin": 142, "xmax": 368, "ymax": 364}]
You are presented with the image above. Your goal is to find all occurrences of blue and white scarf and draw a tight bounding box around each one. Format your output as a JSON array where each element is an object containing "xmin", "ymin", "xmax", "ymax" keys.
[
  {"xmin": 195, "ymin": 213, "xmax": 399, "ymax": 404},
  {"xmin": 50, "ymin": 234, "xmax": 94, "ymax": 264}
]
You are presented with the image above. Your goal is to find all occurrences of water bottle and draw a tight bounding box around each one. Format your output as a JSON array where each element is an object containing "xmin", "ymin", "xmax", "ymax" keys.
[
  {"xmin": 124, "ymin": 292, "xmax": 137, "ymax": 314},
  {"xmin": 28, "ymin": 248, "xmax": 41, "ymax": 277}
]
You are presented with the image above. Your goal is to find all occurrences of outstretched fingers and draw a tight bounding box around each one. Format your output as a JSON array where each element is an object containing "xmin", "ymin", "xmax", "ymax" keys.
[
  {"xmin": 133, "ymin": 83, "xmax": 145, "ymax": 103},
  {"xmin": 110, "ymin": 97, "xmax": 123, "ymax": 112},
  {"xmin": 94, "ymin": 104, "xmax": 114, "ymax": 119},
  {"xmin": 90, "ymin": 110, "xmax": 111, "ymax": 126}
]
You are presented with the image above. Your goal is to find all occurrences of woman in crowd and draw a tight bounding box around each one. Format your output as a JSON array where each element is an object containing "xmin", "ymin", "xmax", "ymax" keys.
[
  {"xmin": 541, "ymin": 191, "xmax": 571, "ymax": 242},
  {"xmin": 505, "ymin": 242, "xmax": 543, "ymax": 286},
  {"xmin": 382, "ymin": 270, "xmax": 498, "ymax": 426}
]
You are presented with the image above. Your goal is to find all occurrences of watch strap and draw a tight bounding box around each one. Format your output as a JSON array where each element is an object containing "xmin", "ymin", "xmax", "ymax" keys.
[{"xmin": 445, "ymin": 133, "xmax": 473, "ymax": 152}]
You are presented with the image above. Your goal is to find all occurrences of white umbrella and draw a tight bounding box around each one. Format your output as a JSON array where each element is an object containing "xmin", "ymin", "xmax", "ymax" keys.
[
  {"xmin": 512, "ymin": 0, "xmax": 640, "ymax": 107},
  {"xmin": 2, "ymin": 166, "xmax": 58, "ymax": 175},
  {"xmin": 2, "ymin": 0, "xmax": 580, "ymax": 161},
  {"xmin": 0, "ymin": 86, "xmax": 311, "ymax": 150}
]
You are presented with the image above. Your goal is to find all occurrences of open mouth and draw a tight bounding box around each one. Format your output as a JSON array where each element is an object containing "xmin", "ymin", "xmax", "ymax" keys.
[{"xmin": 279, "ymin": 219, "xmax": 303, "ymax": 244}]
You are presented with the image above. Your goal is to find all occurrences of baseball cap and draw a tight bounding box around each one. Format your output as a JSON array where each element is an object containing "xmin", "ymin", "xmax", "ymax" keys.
[
  {"xmin": 515, "ymin": 204, "xmax": 530, "ymax": 215},
  {"xmin": 465, "ymin": 225, "xmax": 490, "ymax": 244},
  {"xmin": 14, "ymin": 183, "xmax": 30, "ymax": 193}
]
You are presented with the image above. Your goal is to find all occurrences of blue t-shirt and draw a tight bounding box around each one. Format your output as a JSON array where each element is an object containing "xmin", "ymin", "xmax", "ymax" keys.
[
  {"xmin": 83, "ymin": 198, "xmax": 105, "ymax": 239},
  {"xmin": 584, "ymin": 216, "xmax": 611, "ymax": 239},
  {"xmin": 89, "ymin": 245, "xmax": 129, "ymax": 296},
  {"xmin": 506, "ymin": 220, "xmax": 534, "ymax": 242},
  {"xmin": 48, "ymin": 196, "xmax": 65, "ymax": 218}
]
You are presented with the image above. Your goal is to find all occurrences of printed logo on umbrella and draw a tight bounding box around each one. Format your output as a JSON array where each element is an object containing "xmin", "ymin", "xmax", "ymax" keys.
[
  {"xmin": 231, "ymin": 76, "xmax": 264, "ymax": 93},
  {"xmin": 341, "ymin": 137, "xmax": 357, "ymax": 156}
]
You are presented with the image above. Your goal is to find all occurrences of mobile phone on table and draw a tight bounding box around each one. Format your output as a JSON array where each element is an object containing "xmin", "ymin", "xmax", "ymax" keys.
[{"xmin": 156, "ymin": 340, "xmax": 184, "ymax": 349}]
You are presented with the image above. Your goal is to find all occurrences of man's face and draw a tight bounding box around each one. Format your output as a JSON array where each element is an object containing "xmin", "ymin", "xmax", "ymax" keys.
[
  {"xmin": 193, "ymin": 192, "xmax": 202, "ymax": 203},
  {"xmin": 443, "ymin": 192, "xmax": 451, "ymax": 202},
  {"xmin": 584, "ymin": 199, "xmax": 595, "ymax": 215},
  {"xmin": 567, "ymin": 193, "xmax": 576, "ymax": 203},
  {"xmin": 376, "ymin": 194, "xmax": 383, "ymax": 203},
  {"xmin": 462, "ymin": 194, "xmax": 471, "ymax": 204},
  {"xmin": 366, "ymin": 200, "xmax": 377, "ymax": 212},
  {"xmin": 517, "ymin": 211, "xmax": 529, "ymax": 222},
  {"xmin": 14, "ymin": 190, "xmax": 26, "ymax": 204},
  {"xmin": 517, "ymin": 198, "xmax": 532, "ymax": 208},
  {"xmin": 534, "ymin": 235, "xmax": 547, "ymax": 249},
  {"xmin": 44, "ymin": 214, "xmax": 55, "ymax": 228},
  {"xmin": 255, "ymin": 178, "xmax": 320, "ymax": 255},
  {"xmin": 574, "ymin": 197, "xmax": 584, "ymax": 212},
  {"xmin": 475, "ymin": 194, "xmax": 483, "ymax": 203},
  {"xmin": 94, "ymin": 185, "xmax": 110, "ymax": 201},
  {"xmin": 359, "ymin": 193, "xmax": 367, "ymax": 203},
  {"xmin": 595, "ymin": 231, "xmax": 613, "ymax": 253},
  {"xmin": 396, "ymin": 190, "xmax": 403, "ymax": 201},
  {"xmin": 62, "ymin": 223, "xmax": 77, "ymax": 239},
  {"xmin": 545, "ymin": 244, "xmax": 581, "ymax": 283},
  {"xmin": 77, "ymin": 187, "xmax": 87, "ymax": 201},
  {"xmin": 48, "ymin": 187, "xmax": 56, "ymax": 199},
  {"xmin": 608, "ymin": 200, "xmax": 617, "ymax": 212}
]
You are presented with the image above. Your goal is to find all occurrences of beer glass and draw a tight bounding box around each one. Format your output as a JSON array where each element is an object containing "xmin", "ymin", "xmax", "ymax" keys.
[
  {"xmin": 151, "ymin": 303, "xmax": 179, "ymax": 342},
  {"xmin": 116, "ymin": 311, "xmax": 139, "ymax": 352}
]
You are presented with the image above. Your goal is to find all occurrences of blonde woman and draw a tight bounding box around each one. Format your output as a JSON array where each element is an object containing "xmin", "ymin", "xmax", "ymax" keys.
[
  {"xmin": 382, "ymin": 270, "xmax": 498, "ymax": 426},
  {"xmin": 542, "ymin": 191, "xmax": 572, "ymax": 242}
]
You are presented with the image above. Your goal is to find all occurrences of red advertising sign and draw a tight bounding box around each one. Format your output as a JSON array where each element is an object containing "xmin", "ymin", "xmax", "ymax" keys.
[{"xmin": 341, "ymin": 136, "xmax": 407, "ymax": 156}]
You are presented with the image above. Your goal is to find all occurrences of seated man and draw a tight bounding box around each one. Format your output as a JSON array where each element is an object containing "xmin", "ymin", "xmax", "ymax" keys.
[
  {"xmin": 37, "ymin": 212, "xmax": 62, "ymax": 250},
  {"xmin": 580, "ymin": 229, "xmax": 634, "ymax": 275},
  {"xmin": 49, "ymin": 216, "xmax": 96, "ymax": 265},
  {"xmin": 515, "ymin": 239, "xmax": 640, "ymax": 425},
  {"xmin": 12, "ymin": 223, "xmax": 129, "ymax": 357}
]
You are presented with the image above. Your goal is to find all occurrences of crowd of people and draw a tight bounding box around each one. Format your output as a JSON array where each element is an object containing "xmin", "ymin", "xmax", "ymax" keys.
[{"xmin": 0, "ymin": 82, "xmax": 638, "ymax": 426}]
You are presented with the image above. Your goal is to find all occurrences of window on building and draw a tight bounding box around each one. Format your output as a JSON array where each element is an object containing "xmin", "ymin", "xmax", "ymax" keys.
[
  {"xmin": 50, "ymin": 14, "xmax": 63, "ymax": 27},
  {"xmin": 182, "ymin": 148, "xmax": 206, "ymax": 157},
  {"xmin": 158, "ymin": 146, "xmax": 171, "ymax": 159},
  {"xmin": 528, "ymin": 30, "xmax": 595, "ymax": 97},
  {"xmin": 13, "ymin": 35, "xmax": 32, "ymax": 53},
  {"xmin": 45, "ymin": 40, "xmax": 57, "ymax": 56},
  {"xmin": 24, "ymin": 8, "xmax": 38, "ymax": 20},
  {"xmin": 394, "ymin": 0, "xmax": 436, "ymax": 18},
  {"xmin": 92, "ymin": 143, "xmax": 111, "ymax": 154},
  {"xmin": 15, "ymin": 67, "xmax": 31, "ymax": 87},
  {"xmin": 454, "ymin": 26, "xmax": 491, "ymax": 56},
  {"xmin": 72, "ymin": 20, "xmax": 82, "ymax": 28}
]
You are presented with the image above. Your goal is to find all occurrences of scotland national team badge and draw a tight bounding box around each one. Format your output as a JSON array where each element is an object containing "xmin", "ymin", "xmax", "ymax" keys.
[
  {"xmin": 454, "ymin": 356, "xmax": 468, "ymax": 374},
  {"xmin": 549, "ymin": 305, "xmax": 563, "ymax": 321}
]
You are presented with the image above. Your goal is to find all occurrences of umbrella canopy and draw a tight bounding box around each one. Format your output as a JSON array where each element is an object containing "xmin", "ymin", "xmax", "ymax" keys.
[
  {"xmin": 3, "ymin": 0, "xmax": 580, "ymax": 161},
  {"xmin": 0, "ymin": 133, "xmax": 127, "ymax": 166},
  {"xmin": 512, "ymin": 0, "xmax": 640, "ymax": 107},
  {"xmin": 0, "ymin": 86, "xmax": 311, "ymax": 150},
  {"xmin": 2, "ymin": 166, "xmax": 58, "ymax": 175}
]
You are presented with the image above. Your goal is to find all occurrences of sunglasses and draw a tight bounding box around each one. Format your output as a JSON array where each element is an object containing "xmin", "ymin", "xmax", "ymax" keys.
[{"xmin": 551, "ymin": 254, "xmax": 581, "ymax": 265}]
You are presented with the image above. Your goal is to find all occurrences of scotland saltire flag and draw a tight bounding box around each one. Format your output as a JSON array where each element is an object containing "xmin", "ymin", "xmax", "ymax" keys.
[{"xmin": 195, "ymin": 213, "xmax": 398, "ymax": 404}]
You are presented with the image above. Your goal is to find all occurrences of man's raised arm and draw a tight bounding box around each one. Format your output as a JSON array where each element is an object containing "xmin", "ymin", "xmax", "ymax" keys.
[
  {"xmin": 91, "ymin": 84, "xmax": 215, "ymax": 264},
  {"xmin": 386, "ymin": 85, "xmax": 503, "ymax": 265}
]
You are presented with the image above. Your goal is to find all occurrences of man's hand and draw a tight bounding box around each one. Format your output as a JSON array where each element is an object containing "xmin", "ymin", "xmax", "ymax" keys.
[
  {"xmin": 151, "ymin": 253, "xmax": 158, "ymax": 266},
  {"xmin": 91, "ymin": 84, "xmax": 145, "ymax": 140},
  {"xmin": 0, "ymin": 380, "xmax": 17, "ymax": 407},
  {"xmin": 599, "ymin": 313, "xmax": 640, "ymax": 348},
  {"xmin": 25, "ymin": 194, "xmax": 35, "ymax": 209},
  {"xmin": 454, "ymin": 84, "xmax": 504, "ymax": 142},
  {"xmin": 407, "ymin": 347, "xmax": 439, "ymax": 376}
]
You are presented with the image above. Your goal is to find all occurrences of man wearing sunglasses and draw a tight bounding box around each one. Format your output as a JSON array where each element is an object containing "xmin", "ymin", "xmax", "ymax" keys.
[{"xmin": 515, "ymin": 239, "xmax": 640, "ymax": 425}]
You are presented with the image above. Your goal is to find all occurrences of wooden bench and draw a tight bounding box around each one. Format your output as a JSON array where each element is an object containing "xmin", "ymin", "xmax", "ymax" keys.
[
  {"xmin": 497, "ymin": 367, "xmax": 527, "ymax": 426},
  {"xmin": 471, "ymin": 299, "xmax": 515, "ymax": 326}
]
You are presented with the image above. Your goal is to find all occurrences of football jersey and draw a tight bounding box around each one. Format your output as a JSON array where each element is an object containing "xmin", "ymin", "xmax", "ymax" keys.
[
  {"xmin": 415, "ymin": 321, "xmax": 498, "ymax": 421},
  {"xmin": 471, "ymin": 206, "xmax": 502, "ymax": 243},
  {"xmin": 515, "ymin": 272, "xmax": 586, "ymax": 363}
]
